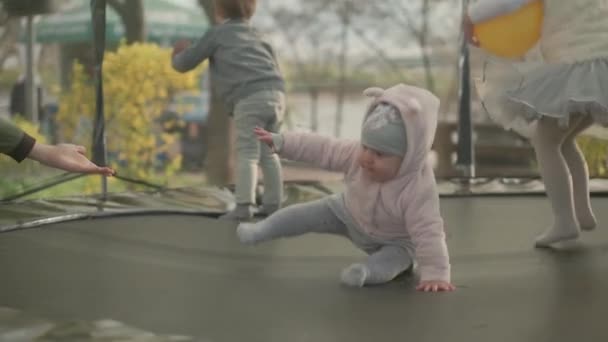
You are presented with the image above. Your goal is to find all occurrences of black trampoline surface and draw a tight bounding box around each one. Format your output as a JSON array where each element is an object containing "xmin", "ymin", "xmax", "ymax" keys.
[{"xmin": 2, "ymin": 196, "xmax": 608, "ymax": 342}]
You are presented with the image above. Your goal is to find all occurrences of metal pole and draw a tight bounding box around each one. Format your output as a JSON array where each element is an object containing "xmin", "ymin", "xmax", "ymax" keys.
[
  {"xmin": 91, "ymin": 0, "xmax": 108, "ymax": 198},
  {"xmin": 456, "ymin": 0, "xmax": 475, "ymax": 178},
  {"xmin": 25, "ymin": 15, "xmax": 38, "ymax": 123}
]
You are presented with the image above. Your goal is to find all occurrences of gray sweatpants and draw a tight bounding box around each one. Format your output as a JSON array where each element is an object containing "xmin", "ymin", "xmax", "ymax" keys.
[
  {"xmin": 248, "ymin": 195, "xmax": 414, "ymax": 285},
  {"xmin": 233, "ymin": 90, "xmax": 285, "ymax": 206}
]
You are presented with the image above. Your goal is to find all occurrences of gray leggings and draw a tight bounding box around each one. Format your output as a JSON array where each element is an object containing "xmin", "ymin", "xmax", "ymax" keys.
[
  {"xmin": 252, "ymin": 197, "xmax": 413, "ymax": 285},
  {"xmin": 233, "ymin": 90, "xmax": 285, "ymax": 206}
]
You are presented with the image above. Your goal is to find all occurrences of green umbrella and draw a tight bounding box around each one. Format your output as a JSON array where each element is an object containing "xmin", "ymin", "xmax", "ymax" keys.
[{"xmin": 36, "ymin": 0, "xmax": 208, "ymax": 44}]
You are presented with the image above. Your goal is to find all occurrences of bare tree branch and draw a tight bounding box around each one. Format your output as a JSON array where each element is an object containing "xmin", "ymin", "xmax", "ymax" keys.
[
  {"xmin": 349, "ymin": 25, "xmax": 408, "ymax": 79},
  {"xmin": 0, "ymin": 17, "xmax": 20, "ymax": 70},
  {"xmin": 196, "ymin": 0, "xmax": 215, "ymax": 23}
]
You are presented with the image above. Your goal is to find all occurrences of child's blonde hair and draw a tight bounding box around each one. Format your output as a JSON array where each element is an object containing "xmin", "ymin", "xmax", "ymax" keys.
[{"xmin": 214, "ymin": 0, "xmax": 257, "ymax": 20}]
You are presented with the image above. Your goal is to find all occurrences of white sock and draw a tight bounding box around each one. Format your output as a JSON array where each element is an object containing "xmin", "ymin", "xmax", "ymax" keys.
[
  {"xmin": 340, "ymin": 246, "xmax": 412, "ymax": 287},
  {"xmin": 340, "ymin": 264, "xmax": 369, "ymax": 287},
  {"xmin": 236, "ymin": 222, "xmax": 261, "ymax": 245}
]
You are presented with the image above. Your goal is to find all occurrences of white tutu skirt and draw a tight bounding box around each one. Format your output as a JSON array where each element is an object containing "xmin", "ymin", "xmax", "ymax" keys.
[{"xmin": 472, "ymin": 48, "xmax": 608, "ymax": 138}]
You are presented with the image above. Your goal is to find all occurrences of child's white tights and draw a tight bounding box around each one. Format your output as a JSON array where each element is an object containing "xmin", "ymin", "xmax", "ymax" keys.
[{"xmin": 531, "ymin": 114, "xmax": 596, "ymax": 247}]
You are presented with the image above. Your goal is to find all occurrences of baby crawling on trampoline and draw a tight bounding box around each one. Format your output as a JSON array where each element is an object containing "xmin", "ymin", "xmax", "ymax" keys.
[{"xmin": 237, "ymin": 84, "xmax": 454, "ymax": 292}]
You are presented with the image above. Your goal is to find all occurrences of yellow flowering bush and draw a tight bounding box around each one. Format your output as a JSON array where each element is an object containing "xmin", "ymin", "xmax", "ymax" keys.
[{"xmin": 56, "ymin": 42, "xmax": 206, "ymax": 187}]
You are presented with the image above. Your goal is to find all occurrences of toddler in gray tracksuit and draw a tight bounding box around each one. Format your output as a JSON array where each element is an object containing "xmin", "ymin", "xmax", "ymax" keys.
[{"xmin": 172, "ymin": 0, "xmax": 286, "ymax": 221}]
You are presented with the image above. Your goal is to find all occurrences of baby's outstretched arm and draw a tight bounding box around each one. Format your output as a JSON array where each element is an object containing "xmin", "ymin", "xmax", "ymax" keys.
[
  {"xmin": 409, "ymin": 213, "xmax": 455, "ymax": 292},
  {"xmin": 404, "ymin": 172, "xmax": 454, "ymax": 292},
  {"xmin": 254, "ymin": 127, "xmax": 359, "ymax": 173},
  {"xmin": 254, "ymin": 126, "xmax": 277, "ymax": 152}
]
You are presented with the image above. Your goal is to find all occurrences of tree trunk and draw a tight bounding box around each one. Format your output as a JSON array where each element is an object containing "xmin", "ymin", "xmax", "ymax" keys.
[
  {"xmin": 205, "ymin": 92, "xmax": 235, "ymax": 185},
  {"xmin": 420, "ymin": 43, "xmax": 435, "ymax": 93},
  {"xmin": 310, "ymin": 87, "xmax": 319, "ymax": 132},
  {"xmin": 419, "ymin": 0, "xmax": 435, "ymax": 93},
  {"xmin": 197, "ymin": 0, "xmax": 214, "ymax": 18},
  {"xmin": 197, "ymin": 0, "xmax": 235, "ymax": 186},
  {"xmin": 123, "ymin": 1, "xmax": 145, "ymax": 44},
  {"xmin": 108, "ymin": 0, "xmax": 146, "ymax": 44},
  {"xmin": 334, "ymin": 8, "xmax": 349, "ymax": 138},
  {"xmin": 0, "ymin": 18, "xmax": 21, "ymax": 70},
  {"xmin": 387, "ymin": 0, "xmax": 437, "ymax": 93}
]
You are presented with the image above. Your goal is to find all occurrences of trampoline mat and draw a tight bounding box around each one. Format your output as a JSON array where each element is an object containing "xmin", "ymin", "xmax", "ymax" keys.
[{"xmin": 1, "ymin": 196, "xmax": 608, "ymax": 342}]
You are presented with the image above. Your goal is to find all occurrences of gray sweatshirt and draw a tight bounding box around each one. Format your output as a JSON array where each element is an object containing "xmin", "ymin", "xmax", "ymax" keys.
[{"xmin": 172, "ymin": 19, "xmax": 285, "ymax": 114}]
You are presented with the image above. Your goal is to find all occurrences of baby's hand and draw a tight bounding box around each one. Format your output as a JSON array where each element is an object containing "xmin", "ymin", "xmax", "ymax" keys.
[
  {"xmin": 172, "ymin": 39, "xmax": 191, "ymax": 57},
  {"xmin": 254, "ymin": 127, "xmax": 275, "ymax": 152},
  {"xmin": 416, "ymin": 280, "xmax": 455, "ymax": 292}
]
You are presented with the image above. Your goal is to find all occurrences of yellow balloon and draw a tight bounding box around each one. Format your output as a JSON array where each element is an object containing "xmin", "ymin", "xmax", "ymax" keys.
[{"xmin": 474, "ymin": 0, "xmax": 544, "ymax": 58}]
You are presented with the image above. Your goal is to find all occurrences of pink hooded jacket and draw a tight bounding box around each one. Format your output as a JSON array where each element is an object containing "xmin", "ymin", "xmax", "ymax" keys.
[{"xmin": 279, "ymin": 84, "xmax": 450, "ymax": 283}]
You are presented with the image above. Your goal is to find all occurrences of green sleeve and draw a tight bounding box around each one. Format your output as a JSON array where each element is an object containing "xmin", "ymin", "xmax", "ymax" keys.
[{"xmin": 0, "ymin": 118, "xmax": 36, "ymax": 162}]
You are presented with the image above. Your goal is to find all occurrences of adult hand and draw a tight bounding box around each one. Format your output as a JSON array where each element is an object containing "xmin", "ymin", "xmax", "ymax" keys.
[{"xmin": 29, "ymin": 143, "xmax": 115, "ymax": 176}]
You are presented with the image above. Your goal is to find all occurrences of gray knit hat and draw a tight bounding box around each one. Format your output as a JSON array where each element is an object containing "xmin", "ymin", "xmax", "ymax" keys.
[{"xmin": 361, "ymin": 103, "xmax": 407, "ymax": 156}]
